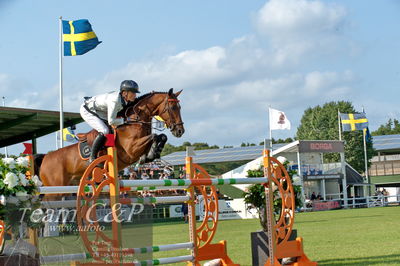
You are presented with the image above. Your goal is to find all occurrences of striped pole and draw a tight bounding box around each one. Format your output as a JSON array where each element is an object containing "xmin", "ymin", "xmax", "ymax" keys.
[
  {"xmin": 124, "ymin": 242, "xmax": 193, "ymax": 254},
  {"xmin": 133, "ymin": 255, "xmax": 194, "ymax": 266},
  {"xmin": 38, "ymin": 185, "xmax": 188, "ymax": 195},
  {"xmin": 38, "ymin": 178, "xmax": 267, "ymax": 194},
  {"xmin": 121, "ymin": 177, "xmax": 268, "ymax": 188}
]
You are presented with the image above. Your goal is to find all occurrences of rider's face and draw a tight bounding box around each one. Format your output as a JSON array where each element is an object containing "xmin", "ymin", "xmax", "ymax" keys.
[{"xmin": 124, "ymin": 91, "xmax": 136, "ymax": 102}]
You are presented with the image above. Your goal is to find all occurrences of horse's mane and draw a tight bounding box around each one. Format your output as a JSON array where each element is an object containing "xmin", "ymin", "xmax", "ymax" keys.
[{"xmin": 117, "ymin": 91, "xmax": 168, "ymax": 117}]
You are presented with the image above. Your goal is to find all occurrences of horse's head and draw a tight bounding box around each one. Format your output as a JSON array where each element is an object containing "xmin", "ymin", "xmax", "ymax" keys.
[
  {"xmin": 123, "ymin": 88, "xmax": 185, "ymax": 138},
  {"xmin": 153, "ymin": 88, "xmax": 185, "ymax": 137}
]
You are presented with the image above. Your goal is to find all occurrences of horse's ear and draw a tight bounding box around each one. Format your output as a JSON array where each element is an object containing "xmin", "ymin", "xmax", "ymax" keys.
[
  {"xmin": 175, "ymin": 89, "xmax": 183, "ymax": 97},
  {"xmin": 168, "ymin": 88, "xmax": 173, "ymax": 96}
]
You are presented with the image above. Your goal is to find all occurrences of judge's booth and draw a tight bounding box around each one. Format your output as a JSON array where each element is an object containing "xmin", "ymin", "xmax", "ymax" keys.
[{"xmin": 272, "ymin": 140, "xmax": 351, "ymax": 209}]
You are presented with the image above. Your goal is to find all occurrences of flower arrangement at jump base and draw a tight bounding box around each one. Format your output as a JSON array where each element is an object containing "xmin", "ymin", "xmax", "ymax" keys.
[
  {"xmin": 0, "ymin": 157, "xmax": 42, "ymax": 239},
  {"xmin": 243, "ymin": 156, "xmax": 302, "ymax": 232}
]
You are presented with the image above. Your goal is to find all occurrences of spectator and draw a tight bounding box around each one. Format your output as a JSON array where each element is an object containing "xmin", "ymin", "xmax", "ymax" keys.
[
  {"xmin": 123, "ymin": 167, "xmax": 130, "ymax": 177},
  {"xmin": 129, "ymin": 171, "xmax": 138, "ymax": 180},
  {"xmin": 141, "ymin": 171, "xmax": 149, "ymax": 180},
  {"xmin": 311, "ymin": 192, "xmax": 317, "ymax": 201},
  {"xmin": 181, "ymin": 202, "xmax": 189, "ymax": 223},
  {"xmin": 149, "ymin": 170, "xmax": 154, "ymax": 179}
]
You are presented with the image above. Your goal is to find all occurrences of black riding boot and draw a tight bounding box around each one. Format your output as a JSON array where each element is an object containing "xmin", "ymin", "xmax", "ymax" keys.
[{"xmin": 90, "ymin": 133, "xmax": 106, "ymax": 163}]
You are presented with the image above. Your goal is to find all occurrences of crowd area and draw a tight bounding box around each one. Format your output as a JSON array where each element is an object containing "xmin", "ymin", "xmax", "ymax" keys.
[
  {"xmin": 118, "ymin": 161, "xmax": 186, "ymax": 198},
  {"xmin": 120, "ymin": 161, "xmax": 185, "ymax": 181}
]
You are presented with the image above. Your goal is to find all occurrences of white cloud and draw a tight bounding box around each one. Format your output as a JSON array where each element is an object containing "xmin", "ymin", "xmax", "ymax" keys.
[
  {"xmin": 80, "ymin": 0, "xmax": 357, "ymax": 145},
  {"xmin": 2, "ymin": 0, "xmax": 376, "ymax": 148},
  {"xmin": 256, "ymin": 0, "xmax": 347, "ymax": 41}
]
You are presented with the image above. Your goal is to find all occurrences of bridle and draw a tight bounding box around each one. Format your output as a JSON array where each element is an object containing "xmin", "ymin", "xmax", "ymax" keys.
[
  {"xmin": 123, "ymin": 92, "xmax": 184, "ymax": 131},
  {"xmin": 157, "ymin": 95, "xmax": 184, "ymax": 132}
]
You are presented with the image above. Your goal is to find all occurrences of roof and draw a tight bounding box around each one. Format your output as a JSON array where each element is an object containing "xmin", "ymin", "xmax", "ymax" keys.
[
  {"xmin": 0, "ymin": 106, "xmax": 83, "ymax": 148},
  {"xmin": 161, "ymin": 144, "xmax": 286, "ymax": 165},
  {"xmin": 271, "ymin": 140, "xmax": 300, "ymax": 154},
  {"xmin": 162, "ymin": 135, "xmax": 400, "ymax": 166},
  {"xmin": 345, "ymin": 164, "xmax": 365, "ymax": 185},
  {"xmin": 372, "ymin": 134, "xmax": 400, "ymax": 153},
  {"xmin": 370, "ymin": 175, "xmax": 400, "ymax": 187}
]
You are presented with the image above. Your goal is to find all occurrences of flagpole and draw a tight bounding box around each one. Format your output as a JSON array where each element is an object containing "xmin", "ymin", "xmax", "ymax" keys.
[
  {"xmin": 59, "ymin": 16, "xmax": 64, "ymax": 149},
  {"xmin": 363, "ymin": 128, "xmax": 369, "ymax": 182},
  {"xmin": 268, "ymin": 106, "xmax": 273, "ymax": 151},
  {"xmin": 338, "ymin": 109, "xmax": 342, "ymax": 141}
]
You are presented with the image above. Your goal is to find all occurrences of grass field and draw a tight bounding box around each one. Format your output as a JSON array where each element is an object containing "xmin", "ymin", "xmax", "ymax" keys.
[{"xmin": 38, "ymin": 206, "xmax": 400, "ymax": 265}]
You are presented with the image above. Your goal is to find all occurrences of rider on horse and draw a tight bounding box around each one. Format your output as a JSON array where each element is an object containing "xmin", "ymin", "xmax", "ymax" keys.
[{"xmin": 79, "ymin": 80, "xmax": 140, "ymax": 162}]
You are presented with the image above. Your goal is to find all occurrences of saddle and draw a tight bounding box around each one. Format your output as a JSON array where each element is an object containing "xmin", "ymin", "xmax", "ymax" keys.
[{"xmin": 76, "ymin": 129, "xmax": 112, "ymax": 160}]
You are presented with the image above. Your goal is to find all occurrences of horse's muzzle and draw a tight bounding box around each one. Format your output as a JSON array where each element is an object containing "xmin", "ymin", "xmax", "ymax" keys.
[{"xmin": 172, "ymin": 125, "xmax": 185, "ymax": 138}]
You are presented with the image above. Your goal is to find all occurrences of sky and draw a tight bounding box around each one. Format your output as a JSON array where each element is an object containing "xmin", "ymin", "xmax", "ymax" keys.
[{"xmin": 1, "ymin": 0, "xmax": 400, "ymax": 155}]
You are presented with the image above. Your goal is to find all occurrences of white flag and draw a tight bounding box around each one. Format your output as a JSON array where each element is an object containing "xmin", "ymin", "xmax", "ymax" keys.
[{"xmin": 269, "ymin": 108, "xmax": 291, "ymax": 130}]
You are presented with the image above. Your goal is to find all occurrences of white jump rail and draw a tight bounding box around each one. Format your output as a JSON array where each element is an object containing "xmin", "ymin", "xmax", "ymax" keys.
[
  {"xmin": 38, "ymin": 185, "xmax": 189, "ymax": 194},
  {"xmin": 40, "ymin": 242, "xmax": 194, "ymax": 264},
  {"xmin": 38, "ymin": 177, "xmax": 268, "ymax": 195},
  {"xmin": 133, "ymin": 255, "xmax": 195, "ymax": 266},
  {"xmin": 40, "ymin": 196, "xmax": 190, "ymax": 208}
]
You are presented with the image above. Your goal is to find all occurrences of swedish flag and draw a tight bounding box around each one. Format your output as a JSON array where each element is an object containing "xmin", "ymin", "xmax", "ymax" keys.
[
  {"xmin": 63, "ymin": 127, "xmax": 78, "ymax": 142},
  {"xmin": 63, "ymin": 19, "xmax": 101, "ymax": 56},
  {"xmin": 340, "ymin": 113, "xmax": 368, "ymax": 132}
]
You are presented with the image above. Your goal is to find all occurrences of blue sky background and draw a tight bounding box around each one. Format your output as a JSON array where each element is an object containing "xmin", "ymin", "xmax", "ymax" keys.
[{"xmin": 1, "ymin": 0, "xmax": 400, "ymax": 155}]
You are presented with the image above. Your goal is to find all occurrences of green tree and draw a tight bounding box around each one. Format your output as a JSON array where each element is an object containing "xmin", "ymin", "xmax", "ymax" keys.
[
  {"xmin": 372, "ymin": 118, "xmax": 400, "ymax": 135},
  {"xmin": 240, "ymin": 142, "xmax": 256, "ymax": 147},
  {"xmin": 161, "ymin": 142, "xmax": 219, "ymax": 156},
  {"xmin": 243, "ymin": 159, "xmax": 302, "ymax": 231},
  {"xmin": 296, "ymin": 101, "xmax": 374, "ymax": 173}
]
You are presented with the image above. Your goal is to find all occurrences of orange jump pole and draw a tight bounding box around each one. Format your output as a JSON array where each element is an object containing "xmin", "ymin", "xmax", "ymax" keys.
[
  {"xmin": 263, "ymin": 149, "xmax": 317, "ymax": 266},
  {"xmin": 185, "ymin": 148, "xmax": 238, "ymax": 266},
  {"xmin": 75, "ymin": 144, "xmax": 126, "ymax": 265}
]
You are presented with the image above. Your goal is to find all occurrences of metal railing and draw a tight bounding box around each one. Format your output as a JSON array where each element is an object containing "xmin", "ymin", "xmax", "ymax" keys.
[{"xmin": 305, "ymin": 194, "xmax": 400, "ymax": 210}]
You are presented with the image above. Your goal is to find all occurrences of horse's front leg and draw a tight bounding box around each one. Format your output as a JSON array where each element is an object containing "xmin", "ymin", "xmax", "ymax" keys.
[
  {"xmin": 141, "ymin": 134, "xmax": 168, "ymax": 163},
  {"xmin": 125, "ymin": 134, "xmax": 167, "ymax": 164},
  {"xmin": 122, "ymin": 134, "xmax": 154, "ymax": 165}
]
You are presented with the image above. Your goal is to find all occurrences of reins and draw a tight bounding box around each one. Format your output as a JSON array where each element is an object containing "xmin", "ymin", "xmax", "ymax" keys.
[{"xmin": 123, "ymin": 92, "xmax": 183, "ymax": 131}]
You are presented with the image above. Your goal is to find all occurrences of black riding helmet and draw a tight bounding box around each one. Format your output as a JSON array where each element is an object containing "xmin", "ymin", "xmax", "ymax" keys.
[{"xmin": 120, "ymin": 80, "xmax": 140, "ymax": 93}]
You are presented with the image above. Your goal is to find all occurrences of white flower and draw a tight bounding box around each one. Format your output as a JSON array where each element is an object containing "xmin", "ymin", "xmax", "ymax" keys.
[
  {"xmin": 4, "ymin": 172, "xmax": 19, "ymax": 189},
  {"xmin": 277, "ymin": 156, "xmax": 287, "ymax": 164},
  {"xmin": 0, "ymin": 195, "xmax": 5, "ymax": 205},
  {"xmin": 31, "ymin": 175, "xmax": 42, "ymax": 187},
  {"xmin": 292, "ymin": 175, "xmax": 302, "ymax": 186},
  {"xmin": 15, "ymin": 191, "xmax": 28, "ymax": 197},
  {"xmin": 2, "ymin": 158, "xmax": 16, "ymax": 169},
  {"xmin": 16, "ymin": 157, "xmax": 29, "ymax": 168},
  {"xmin": 15, "ymin": 191, "xmax": 29, "ymax": 203},
  {"xmin": 18, "ymin": 173, "xmax": 28, "ymax": 186}
]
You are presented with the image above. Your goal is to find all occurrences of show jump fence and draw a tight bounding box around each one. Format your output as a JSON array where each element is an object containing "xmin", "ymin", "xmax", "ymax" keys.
[{"xmin": 2, "ymin": 143, "xmax": 317, "ymax": 266}]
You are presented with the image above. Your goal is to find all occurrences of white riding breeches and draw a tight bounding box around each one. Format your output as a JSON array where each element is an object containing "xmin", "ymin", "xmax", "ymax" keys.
[{"xmin": 80, "ymin": 104, "xmax": 110, "ymax": 134}]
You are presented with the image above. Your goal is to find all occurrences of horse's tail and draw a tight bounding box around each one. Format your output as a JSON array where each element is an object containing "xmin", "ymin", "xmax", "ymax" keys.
[{"xmin": 33, "ymin": 154, "xmax": 46, "ymax": 176}]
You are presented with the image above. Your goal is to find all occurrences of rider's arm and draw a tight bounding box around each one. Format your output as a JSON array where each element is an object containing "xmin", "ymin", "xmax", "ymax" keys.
[{"xmin": 107, "ymin": 99, "xmax": 124, "ymax": 126}]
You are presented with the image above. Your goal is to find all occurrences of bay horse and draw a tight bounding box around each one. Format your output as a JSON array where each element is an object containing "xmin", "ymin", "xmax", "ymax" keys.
[{"xmin": 37, "ymin": 88, "xmax": 184, "ymax": 187}]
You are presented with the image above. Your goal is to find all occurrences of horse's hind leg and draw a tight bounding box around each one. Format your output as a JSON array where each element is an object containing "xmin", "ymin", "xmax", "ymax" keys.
[{"xmin": 40, "ymin": 166, "xmax": 67, "ymax": 201}]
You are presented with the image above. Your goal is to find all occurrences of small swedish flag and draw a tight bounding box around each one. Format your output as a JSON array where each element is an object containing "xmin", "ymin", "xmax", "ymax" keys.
[
  {"xmin": 63, "ymin": 127, "xmax": 78, "ymax": 142},
  {"xmin": 340, "ymin": 113, "xmax": 368, "ymax": 132},
  {"xmin": 62, "ymin": 19, "xmax": 101, "ymax": 56}
]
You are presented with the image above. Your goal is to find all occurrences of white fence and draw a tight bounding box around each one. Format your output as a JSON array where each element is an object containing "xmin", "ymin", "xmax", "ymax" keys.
[{"xmin": 306, "ymin": 194, "xmax": 400, "ymax": 210}]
